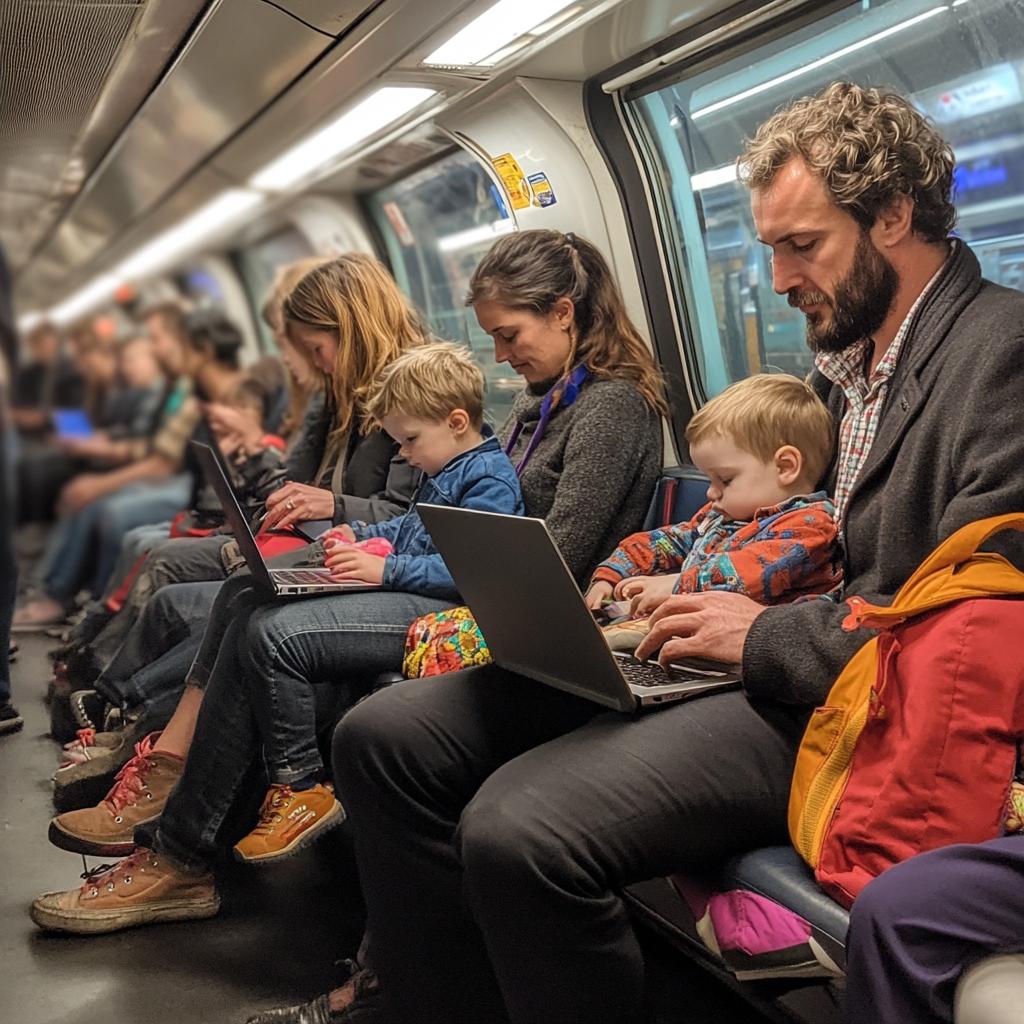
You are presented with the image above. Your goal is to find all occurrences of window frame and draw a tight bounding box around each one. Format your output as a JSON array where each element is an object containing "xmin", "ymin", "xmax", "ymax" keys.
[{"xmin": 583, "ymin": 0, "xmax": 852, "ymax": 455}]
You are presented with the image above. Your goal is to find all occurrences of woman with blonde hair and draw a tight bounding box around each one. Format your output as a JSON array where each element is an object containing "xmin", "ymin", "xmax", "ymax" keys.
[
  {"xmin": 39, "ymin": 253, "xmax": 428, "ymax": 837},
  {"xmin": 35, "ymin": 231, "xmax": 668, "ymax": 947}
]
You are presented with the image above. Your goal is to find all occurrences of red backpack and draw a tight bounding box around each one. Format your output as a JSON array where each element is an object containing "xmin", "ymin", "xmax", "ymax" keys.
[{"xmin": 789, "ymin": 514, "xmax": 1024, "ymax": 908}]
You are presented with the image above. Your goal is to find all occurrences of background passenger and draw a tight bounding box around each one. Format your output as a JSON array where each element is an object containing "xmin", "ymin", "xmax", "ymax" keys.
[
  {"xmin": 9, "ymin": 321, "xmax": 84, "ymax": 437},
  {"xmin": 278, "ymin": 84, "xmax": 1024, "ymax": 1024},
  {"xmin": 585, "ymin": 373, "xmax": 841, "ymax": 618},
  {"xmin": 32, "ymin": 228, "xmax": 668, "ymax": 938},
  {"xmin": 844, "ymin": 836, "xmax": 1024, "ymax": 1024},
  {"xmin": 13, "ymin": 310, "xmax": 244, "ymax": 629}
]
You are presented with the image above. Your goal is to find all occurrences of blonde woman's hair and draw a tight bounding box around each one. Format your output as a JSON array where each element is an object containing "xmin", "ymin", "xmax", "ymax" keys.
[
  {"xmin": 365, "ymin": 341, "xmax": 485, "ymax": 430},
  {"xmin": 261, "ymin": 257, "xmax": 328, "ymax": 441},
  {"xmin": 738, "ymin": 82, "xmax": 956, "ymax": 242},
  {"xmin": 686, "ymin": 374, "xmax": 833, "ymax": 485},
  {"xmin": 467, "ymin": 229, "xmax": 668, "ymax": 416},
  {"xmin": 282, "ymin": 253, "xmax": 427, "ymax": 439}
]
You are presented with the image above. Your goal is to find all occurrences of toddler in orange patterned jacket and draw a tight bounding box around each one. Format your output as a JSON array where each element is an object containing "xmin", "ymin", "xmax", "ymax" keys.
[{"xmin": 585, "ymin": 374, "xmax": 842, "ymax": 621}]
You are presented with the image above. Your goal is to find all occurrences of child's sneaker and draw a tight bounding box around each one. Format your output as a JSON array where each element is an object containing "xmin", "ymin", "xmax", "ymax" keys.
[{"xmin": 233, "ymin": 783, "xmax": 343, "ymax": 864}]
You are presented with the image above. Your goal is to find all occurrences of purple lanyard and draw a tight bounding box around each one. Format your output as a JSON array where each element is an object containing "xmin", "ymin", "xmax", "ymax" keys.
[{"xmin": 504, "ymin": 364, "xmax": 589, "ymax": 477}]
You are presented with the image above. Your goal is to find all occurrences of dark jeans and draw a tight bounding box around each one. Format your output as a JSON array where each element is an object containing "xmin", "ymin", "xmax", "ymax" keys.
[
  {"xmin": 333, "ymin": 667, "xmax": 808, "ymax": 1024},
  {"xmin": 45, "ymin": 475, "xmax": 191, "ymax": 601},
  {"xmin": 88, "ymin": 536, "xmax": 229, "ymax": 679},
  {"xmin": 96, "ymin": 581, "xmax": 222, "ymax": 711},
  {"xmin": 139, "ymin": 576, "xmax": 451, "ymax": 869},
  {"xmin": 844, "ymin": 837, "xmax": 1024, "ymax": 1023}
]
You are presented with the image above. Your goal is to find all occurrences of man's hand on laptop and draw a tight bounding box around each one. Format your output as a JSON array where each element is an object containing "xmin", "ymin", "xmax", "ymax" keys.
[
  {"xmin": 264, "ymin": 482, "xmax": 335, "ymax": 531},
  {"xmin": 634, "ymin": 592, "xmax": 765, "ymax": 667}
]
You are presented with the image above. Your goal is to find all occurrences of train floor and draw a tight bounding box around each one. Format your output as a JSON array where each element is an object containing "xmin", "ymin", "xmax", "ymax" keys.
[{"xmin": 1, "ymin": 631, "xmax": 771, "ymax": 1024}]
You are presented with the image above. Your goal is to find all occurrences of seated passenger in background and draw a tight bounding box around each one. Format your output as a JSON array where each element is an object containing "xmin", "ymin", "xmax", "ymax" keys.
[
  {"xmin": 585, "ymin": 372, "xmax": 841, "ymax": 623},
  {"xmin": 9, "ymin": 321, "xmax": 84, "ymax": 437},
  {"xmin": 844, "ymin": 835, "xmax": 1024, "ymax": 1024},
  {"xmin": 232, "ymin": 340, "xmax": 524, "ymax": 864}
]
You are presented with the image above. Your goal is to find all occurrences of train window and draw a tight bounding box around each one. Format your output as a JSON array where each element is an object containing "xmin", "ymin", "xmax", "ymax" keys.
[
  {"xmin": 234, "ymin": 227, "xmax": 314, "ymax": 352},
  {"xmin": 626, "ymin": 0, "xmax": 1024, "ymax": 398},
  {"xmin": 366, "ymin": 150, "xmax": 523, "ymax": 428}
]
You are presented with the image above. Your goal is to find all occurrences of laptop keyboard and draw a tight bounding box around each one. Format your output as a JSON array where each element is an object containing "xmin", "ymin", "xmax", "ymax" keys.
[
  {"xmin": 617, "ymin": 657, "xmax": 673, "ymax": 688},
  {"xmin": 274, "ymin": 569, "xmax": 332, "ymax": 585}
]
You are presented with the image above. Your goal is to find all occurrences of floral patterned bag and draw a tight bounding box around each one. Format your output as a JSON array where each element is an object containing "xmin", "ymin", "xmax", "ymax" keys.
[{"xmin": 403, "ymin": 606, "xmax": 492, "ymax": 678}]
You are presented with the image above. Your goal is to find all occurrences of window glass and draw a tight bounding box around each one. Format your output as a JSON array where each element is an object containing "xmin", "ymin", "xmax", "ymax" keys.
[
  {"xmin": 630, "ymin": 0, "xmax": 1024, "ymax": 396},
  {"xmin": 234, "ymin": 227, "xmax": 314, "ymax": 352},
  {"xmin": 366, "ymin": 150, "xmax": 523, "ymax": 429}
]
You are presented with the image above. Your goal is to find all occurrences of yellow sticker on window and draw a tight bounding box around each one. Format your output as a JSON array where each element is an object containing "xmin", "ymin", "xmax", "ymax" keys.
[{"xmin": 492, "ymin": 153, "xmax": 531, "ymax": 210}]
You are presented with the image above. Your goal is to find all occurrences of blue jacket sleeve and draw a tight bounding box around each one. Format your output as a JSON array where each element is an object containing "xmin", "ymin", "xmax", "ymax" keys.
[
  {"xmin": 381, "ymin": 475, "xmax": 524, "ymax": 600},
  {"xmin": 355, "ymin": 514, "xmax": 406, "ymax": 545}
]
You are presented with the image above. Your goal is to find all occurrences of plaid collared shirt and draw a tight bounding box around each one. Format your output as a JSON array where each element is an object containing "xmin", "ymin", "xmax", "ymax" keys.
[{"xmin": 815, "ymin": 244, "xmax": 954, "ymax": 528}]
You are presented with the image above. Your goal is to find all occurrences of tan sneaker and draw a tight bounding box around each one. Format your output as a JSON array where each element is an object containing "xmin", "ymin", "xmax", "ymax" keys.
[
  {"xmin": 48, "ymin": 733, "xmax": 184, "ymax": 858},
  {"xmin": 233, "ymin": 783, "xmax": 343, "ymax": 864},
  {"xmin": 31, "ymin": 848, "xmax": 219, "ymax": 935}
]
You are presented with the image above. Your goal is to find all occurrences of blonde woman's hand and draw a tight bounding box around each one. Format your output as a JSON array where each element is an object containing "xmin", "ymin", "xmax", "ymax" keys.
[{"xmin": 263, "ymin": 482, "xmax": 335, "ymax": 531}]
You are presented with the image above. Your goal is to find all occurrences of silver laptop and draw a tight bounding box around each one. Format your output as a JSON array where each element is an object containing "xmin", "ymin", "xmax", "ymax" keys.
[
  {"xmin": 191, "ymin": 441, "xmax": 382, "ymax": 598},
  {"xmin": 417, "ymin": 504, "xmax": 742, "ymax": 713}
]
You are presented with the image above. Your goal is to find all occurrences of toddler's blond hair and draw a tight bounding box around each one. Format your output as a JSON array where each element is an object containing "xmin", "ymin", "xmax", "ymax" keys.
[
  {"xmin": 686, "ymin": 374, "xmax": 833, "ymax": 484},
  {"xmin": 365, "ymin": 341, "xmax": 485, "ymax": 430}
]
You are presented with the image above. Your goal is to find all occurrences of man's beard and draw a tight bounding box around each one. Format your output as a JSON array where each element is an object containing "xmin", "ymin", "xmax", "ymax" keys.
[{"xmin": 788, "ymin": 231, "xmax": 900, "ymax": 354}]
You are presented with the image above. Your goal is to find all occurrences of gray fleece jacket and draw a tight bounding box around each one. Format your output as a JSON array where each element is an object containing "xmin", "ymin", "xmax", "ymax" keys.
[
  {"xmin": 743, "ymin": 240, "xmax": 1024, "ymax": 707},
  {"xmin": 498, "ymin": 375, "xmax": 663, "ymax": 583}
]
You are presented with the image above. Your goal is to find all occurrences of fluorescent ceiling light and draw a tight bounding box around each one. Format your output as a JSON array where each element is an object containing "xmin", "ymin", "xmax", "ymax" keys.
[
  {"xmin": 437, "ymin": 219, "xmax": 514, "ymax": 253},
  {"xmin": 16, "ymin": 310, "xmax": 44, "ymax": 333},
  {"xmin": 250, "ymin": 87, "xmax": 437, "ymax": 192},
  {"xmin": 423, "ymin": 0, "xmax": 575, "ymax": 67},
  {"xmin": 691, "ymin": 6, "xmax": 948, "ymax": 120},
  {"xmin": 120, "ymin": 189, "xmax": 263, "ymax": 281},
  {"xmin": 50, "ymin": 274, "xmax": 121, "ymax": 326},
  {"xmin": 691, "ymin": 164, "xmax": 739, "ymax": 191},
  {"xmin": 47, "ymin": 188, "xmax": 263, "ymax": 324}
]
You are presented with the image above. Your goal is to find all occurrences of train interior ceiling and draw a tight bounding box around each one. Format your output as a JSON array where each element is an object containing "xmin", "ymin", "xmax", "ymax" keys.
[{"xmin": 4, "ymin": 0, "xmax": 1024, "ymax": 1021}]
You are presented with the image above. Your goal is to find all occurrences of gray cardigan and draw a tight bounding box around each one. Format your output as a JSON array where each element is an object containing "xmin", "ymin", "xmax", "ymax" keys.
[
  {"xmin": 498, "ymin": 375, "xmax": 663, "ymax": 583},
  {"xmin": 744, "ymin": 240, "xmax": 1024, "ymax": 707}
]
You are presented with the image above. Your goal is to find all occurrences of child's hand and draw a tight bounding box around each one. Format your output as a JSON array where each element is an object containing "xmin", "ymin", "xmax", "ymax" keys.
[
  {"xmin": 613, "ymin": 575, "xmax": 657, "ymax": 600},
  {"xmin": 325, "ymin": 524, "xmax": 357, "ymax": 545},
  {"xmin": 326, "ymin": 547, "xmax": 386, "ymax": 584},
  {"xmin": 621, "ymin": 574, "xmax": 680, "ymax": 619},
  {"xmin": 584, "ymin": 580, "xmax": 614, "ymax": 610}
]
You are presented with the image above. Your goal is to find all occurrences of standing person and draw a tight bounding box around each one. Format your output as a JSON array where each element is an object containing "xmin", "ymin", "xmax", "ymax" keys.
[
  {"xmin": 32, "ymin": 230, "xmax": 667, "ymax": 936},
  {"xmin": 0, "ymin": 241, "xmax": 21, "ymax": 734},
  {"xmin": 246, "ymin": 83, "xmax": 1024, "ymax": 1024}
]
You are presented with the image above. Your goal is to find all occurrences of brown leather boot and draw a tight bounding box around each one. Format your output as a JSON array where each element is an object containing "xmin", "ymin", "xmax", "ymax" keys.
[
  {"xmin": 31, "ymin": 848, "xmax": 219, "ymax": 935},
  {"xmin": 48, "ymin": 733, "xmax": 184, "ymax": 857}
]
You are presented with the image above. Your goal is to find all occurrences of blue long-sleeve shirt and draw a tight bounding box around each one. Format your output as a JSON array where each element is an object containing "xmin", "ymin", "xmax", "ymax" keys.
[{"xmin": 354, "ymin": 431, "xmax": 524, "ymax": 601}]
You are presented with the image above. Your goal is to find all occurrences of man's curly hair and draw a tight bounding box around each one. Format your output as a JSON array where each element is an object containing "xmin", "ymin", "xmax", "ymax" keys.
[{"xmin": 738, "ymin": 83, "xmax": 956, "ymax": 242}]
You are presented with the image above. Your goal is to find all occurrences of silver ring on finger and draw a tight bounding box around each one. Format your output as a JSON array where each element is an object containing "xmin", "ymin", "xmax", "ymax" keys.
[{"xmin": 286, "ymin": 499, "xmax": 295, "ymax": 510}]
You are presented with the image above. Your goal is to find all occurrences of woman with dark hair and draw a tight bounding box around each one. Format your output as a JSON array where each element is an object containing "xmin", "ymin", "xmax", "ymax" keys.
[{"xmin": 32, "ymin": 231, "xmax": 666, "ymax": 952}]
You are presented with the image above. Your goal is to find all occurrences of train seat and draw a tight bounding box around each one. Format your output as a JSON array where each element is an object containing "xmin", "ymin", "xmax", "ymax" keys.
[{"xmin": 643, "ymin": 466, "xmax": 709, "ymax": 531}]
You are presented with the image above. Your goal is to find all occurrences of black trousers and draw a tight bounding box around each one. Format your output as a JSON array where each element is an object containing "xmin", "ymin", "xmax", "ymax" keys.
[{"xmin": 333, "ymin": 665, "xmax": 808, "ymax": 1024}]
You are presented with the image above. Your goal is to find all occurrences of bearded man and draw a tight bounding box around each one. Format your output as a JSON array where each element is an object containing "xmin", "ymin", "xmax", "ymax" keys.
[{"xmin": 251, "ymin": 83, "xmax": 1024, "ymax": 1024}]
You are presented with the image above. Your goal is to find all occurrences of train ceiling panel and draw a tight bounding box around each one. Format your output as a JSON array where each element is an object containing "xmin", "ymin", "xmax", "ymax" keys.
[
  {"xmin": 13, "ymin": 0, "xmax": 379, "ymax": 308},
  {"xmin": 0, "ymin": 0, "xmax": 148, "ymax": 269}
]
